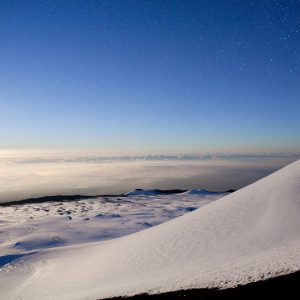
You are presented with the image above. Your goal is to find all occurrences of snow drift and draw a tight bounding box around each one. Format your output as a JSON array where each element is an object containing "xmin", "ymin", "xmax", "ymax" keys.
[{"xmin": 0, "ymin": 160, "xmax": 300, "ymax": 300}]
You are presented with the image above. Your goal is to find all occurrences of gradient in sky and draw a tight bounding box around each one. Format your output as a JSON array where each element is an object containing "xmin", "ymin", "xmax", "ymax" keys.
[{"xmin": 0, "ymin": 0, "xmax": 299, "ymax": 153}]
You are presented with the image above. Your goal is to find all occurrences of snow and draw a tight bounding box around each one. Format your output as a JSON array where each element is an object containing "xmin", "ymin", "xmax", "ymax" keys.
[
  {"xmin": 183, "ymin": 189, "xmax": 220, "ymax": 195},
  {"xmin": 0, "ymin": 193, "xmax": 222, "ymax": 256},
  {"xmin": 123, "ymin": 189, "xmax": 162, "ymax": 196},
  {"xmin": 0, "ymin": 160, "xmax": 300, "ymax": 300}
]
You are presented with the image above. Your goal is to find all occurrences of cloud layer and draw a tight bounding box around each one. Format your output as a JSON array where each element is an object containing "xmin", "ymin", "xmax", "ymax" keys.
[{"xmin": 0, "ymin": 152, "xmax": 297, "ymax": 203}]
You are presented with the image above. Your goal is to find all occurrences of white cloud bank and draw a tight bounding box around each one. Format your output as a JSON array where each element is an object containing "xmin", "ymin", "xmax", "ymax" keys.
[{"xmin": 0, "ymin": 150, "xmax": 298, "ymax": 203}]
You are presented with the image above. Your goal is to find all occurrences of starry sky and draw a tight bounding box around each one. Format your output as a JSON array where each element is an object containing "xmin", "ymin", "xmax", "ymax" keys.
[{"xmin": 0, "ymin": 0, "xmax": 299, "ymax": 154}]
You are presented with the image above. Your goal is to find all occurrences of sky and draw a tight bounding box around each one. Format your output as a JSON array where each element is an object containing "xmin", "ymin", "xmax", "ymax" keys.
[{"xmin": 0, "ymin": 0, "xmax": 299, "ymax": 154}]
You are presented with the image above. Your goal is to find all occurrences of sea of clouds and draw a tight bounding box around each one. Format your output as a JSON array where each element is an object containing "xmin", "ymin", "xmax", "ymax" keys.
[{"xmin": 0, "ymin": 150, "xmax": 298, "ymax": 203}]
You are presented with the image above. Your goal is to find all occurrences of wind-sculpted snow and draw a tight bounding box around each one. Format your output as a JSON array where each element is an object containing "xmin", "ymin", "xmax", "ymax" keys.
[
  {"xmin": 0, "ymin": 160, "xmax": 300, "ymax": 300},
  {"xmin": 0, "ymin": 193, "xmax": 222, "ymax": 255}
]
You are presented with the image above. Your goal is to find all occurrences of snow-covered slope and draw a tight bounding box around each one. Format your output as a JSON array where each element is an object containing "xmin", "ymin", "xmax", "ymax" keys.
[
  {"xmin": 0, "ymin": 160, "xmax": 300, "ymax": 300},
  {"xmin": 0, "ymin": 193, "xmax": 221, "ymax": 256},
  {"xmin": 183, "ymin": 189, "xmax": 220, "ymax": 195},
  {"xmin": 123, "ymin": 189, "xmax": 187, "ymax": 196},
  {"xmin": 124, "ymin": 189, "xmax": 163, "ymax": 196}
]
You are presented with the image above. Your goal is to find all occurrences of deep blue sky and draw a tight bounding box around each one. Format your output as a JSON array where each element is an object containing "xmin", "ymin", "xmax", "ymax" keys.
[{"xmin": 0, "ymin": 0, "xmax": 299, "ymax": 154}]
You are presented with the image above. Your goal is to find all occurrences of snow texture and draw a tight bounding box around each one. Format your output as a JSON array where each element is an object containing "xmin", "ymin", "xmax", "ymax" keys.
[
  {"xmin": 0, "ymin": 192, "xmax": 221, "ymax": 256},
  {"xmin": 0, "ymin": 160, "xmax": 300, "ymax": 300}
]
